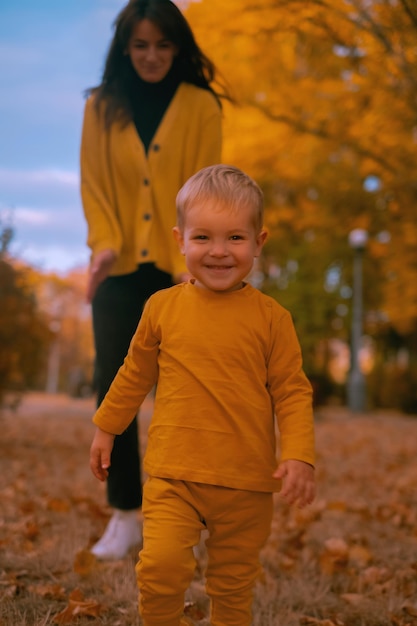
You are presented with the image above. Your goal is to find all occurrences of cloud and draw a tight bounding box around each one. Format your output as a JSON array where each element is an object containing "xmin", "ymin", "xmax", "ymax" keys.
[
  {"xmin": 10, "ymin": 239, "xmax": 89, "ymax": 275},
  {"xmin": 0, "ymin": 167, "xmax": 81, "ymax": 219},
  {"xmin": 0, "ymin": 168, "xmax": 79, "ymax": 188},
  {"xmin": 7, "ymin": 201, "xmax": 89, "ymax": 274},
  {"xmin": 0, "ymin": 167, "xmax": 87, "ymax": 273},
  {"xmin": 0, "ymin": 1, "xmax": 127, "ymax": 272},
  {"xmin": 13, "ymin": 204, "xmax": 83, "ymax": 231},
  {"xmin": 14, "ymin": 207, "xmax": 49, "ymax": 226}
]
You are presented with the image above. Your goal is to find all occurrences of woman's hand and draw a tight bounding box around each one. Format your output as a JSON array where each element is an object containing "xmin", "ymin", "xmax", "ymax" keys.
[{"xmin": 87, "ymin": 249, "xmax": 116, "ymax": 303}]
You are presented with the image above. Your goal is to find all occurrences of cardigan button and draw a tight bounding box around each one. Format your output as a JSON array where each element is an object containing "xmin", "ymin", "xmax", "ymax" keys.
[
  {"xmin": 153, "ymin": 144, "xmax": 160, "ymax": 151},
  {"xmin": 143, "ymin": 213, "xmax": 151, "ymax": 221},
  {"xmin": 143, "ymin": 178, "xmax": 150, "ymax": 186},
  {"xmin": 141, "ymin": 249, "xmax": 148, "ymax": 257}
]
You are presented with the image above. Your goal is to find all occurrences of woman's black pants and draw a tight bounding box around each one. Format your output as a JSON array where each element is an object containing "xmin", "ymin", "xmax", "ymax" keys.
[{"xmin": 92, "ymin": 263, "xmax": 173, "ymax": 510}]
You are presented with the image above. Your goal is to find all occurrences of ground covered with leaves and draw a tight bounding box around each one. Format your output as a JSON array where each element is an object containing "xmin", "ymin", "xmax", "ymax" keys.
[{"xmin": 1, "ymin": 393, "xmax": 417, "ymax": 626}]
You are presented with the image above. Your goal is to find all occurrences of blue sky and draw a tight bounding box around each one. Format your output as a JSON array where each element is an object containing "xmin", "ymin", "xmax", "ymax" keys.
[{"xmin": 0, "ymin": 0, "xmax": 127, "ymax": 273}]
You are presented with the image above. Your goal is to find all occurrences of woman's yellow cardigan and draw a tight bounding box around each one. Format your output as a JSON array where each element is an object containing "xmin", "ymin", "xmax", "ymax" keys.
[{"xmin": 80, "ymin": 83, "xmax": 222, "ymax": 278}]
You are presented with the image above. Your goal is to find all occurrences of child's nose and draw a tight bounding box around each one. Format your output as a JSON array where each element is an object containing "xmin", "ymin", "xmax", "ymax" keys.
[{"xmin": 209, "ymin": 241, "xmax": 228, "ymax": 256}]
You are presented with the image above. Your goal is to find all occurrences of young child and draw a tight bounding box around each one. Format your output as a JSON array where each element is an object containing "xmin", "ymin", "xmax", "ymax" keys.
[{"xmin": 90, "ymin": 164, "xmax": 316, "ymax": 626}]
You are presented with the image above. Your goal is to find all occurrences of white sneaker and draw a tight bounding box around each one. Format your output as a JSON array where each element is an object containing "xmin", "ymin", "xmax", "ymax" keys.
[{"xmin": 90, "ymin": 509, "xmax": 142, "ymax": 560}]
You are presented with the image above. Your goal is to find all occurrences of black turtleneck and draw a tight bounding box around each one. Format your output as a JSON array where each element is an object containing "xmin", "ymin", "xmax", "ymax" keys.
[{"xmin": 129, "ymin": 65, "xmax": 181, "ymax": 154}]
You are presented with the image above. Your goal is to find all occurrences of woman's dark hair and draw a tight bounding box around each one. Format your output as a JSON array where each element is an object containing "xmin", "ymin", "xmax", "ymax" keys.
[{"xmin": 88, "ymin": 0, "xmax": 230, "ymax": 127}]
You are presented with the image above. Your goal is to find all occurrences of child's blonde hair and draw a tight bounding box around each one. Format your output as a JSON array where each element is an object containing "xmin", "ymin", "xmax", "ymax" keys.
[{"xmin": 176, "ymin": 164, "xmax": 264, "ymax": 232}]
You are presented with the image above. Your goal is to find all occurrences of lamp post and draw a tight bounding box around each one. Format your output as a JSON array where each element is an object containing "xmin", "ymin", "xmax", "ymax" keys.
[{"xmin": 347, "ymin": 229, "xmax": 368, "ymax": 412}]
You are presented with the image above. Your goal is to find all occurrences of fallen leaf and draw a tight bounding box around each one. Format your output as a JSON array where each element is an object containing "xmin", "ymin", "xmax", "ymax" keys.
[
  {"xmin": 47, "ymin": 498, "xmax": 71, "ymax": 513},
  {"xmin": 326, "ymin": 501, "xmax": 348, "ymax": 512},
  {"xmin": 340, "ymin": 593, "xmax": 366, "ymax": 606},
  {"xmin": 279, "ymin": 554, "xmax": 297, "ymax": 570},
  {"xmin": 28, "ymin": 583, "xmax": 66, "ymax": 600},
  {"xmin": 52, "ymin": 588, "xmax": 102, "ymax": 624},
  {"xmin": 359, "ymin": 566, "xmax": 391, "ymax": 586},
  {"xmin": 348, "ymin": 544, "xmax": 373, "ymax": 567},
  {"xmin": 0, "ymin": 584, "xmax": 17, "ymax": 601},
  {"xmin": 73, "ymin": 549, "xmax": 97, "ymax": 577},
  {"xmin": 184, "ymin": 601, "xmax": 206, "ymax": 620},
  {"xmin": 0, "ymin": 571, "xmax": 22, "ymax": 601},
  {"xmin": 324, "ymin": 538, "xmax": 349, "ymax": 556},
  {"xmin": 24, "ymin": 520, "xmax": 40, "ymax": 540},
  {"xmin": 402, "ymin": 602, "xmax": 417, "ymax": 617},
  {"xmin": 319, "ymin": 538, "xmax": 349, "ymax": 575},
  {"xmin": 300, "ymin": 617, "xmax": 342, "ymax": 625}
]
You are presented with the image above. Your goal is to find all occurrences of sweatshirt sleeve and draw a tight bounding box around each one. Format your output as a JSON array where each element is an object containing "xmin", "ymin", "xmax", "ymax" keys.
[
  {"xmin": 92, "ymin": 298, "xmax": 159, "ymax": 435},
  {"xmin": 267, "ymin": 308, "xmax": 315, "ymax": 466},
  {"xmin": 80, "ymin": 96, "xmax": 123, "ymax": 258}
]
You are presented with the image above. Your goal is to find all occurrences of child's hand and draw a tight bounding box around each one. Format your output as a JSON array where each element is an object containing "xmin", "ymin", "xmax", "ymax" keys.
[
  {"xmin": 90, "ymin": 427, "xmax": 115, "ymax": 481},
  {"xmin": 273, "ymin": 459, "xmax": 315, "ymax": 508}
]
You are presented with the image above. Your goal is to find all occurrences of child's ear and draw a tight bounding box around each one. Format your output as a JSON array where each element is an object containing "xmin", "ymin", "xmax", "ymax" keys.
[
  {"xmin": 173, "ymin": 226, "xmax": 185, "ymax": 255},
  {"xmin": 255, "ymin": 229, "xmax": 268, "ymax": 256}
]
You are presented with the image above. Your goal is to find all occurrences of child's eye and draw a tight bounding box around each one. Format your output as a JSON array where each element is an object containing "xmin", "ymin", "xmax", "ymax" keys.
[
  {"xmin": 193, "ymin": 235, "xmax": 208, "ymax": 240},
  {"xmin": 230, "ymin": 235, "xmax": 244, "ymax": 241}
]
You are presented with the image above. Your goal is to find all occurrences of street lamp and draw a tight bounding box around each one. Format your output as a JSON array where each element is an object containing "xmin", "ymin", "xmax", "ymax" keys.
[{"xmin": 347, "ymin": 228, "xmax": 368, "ymax": 412}]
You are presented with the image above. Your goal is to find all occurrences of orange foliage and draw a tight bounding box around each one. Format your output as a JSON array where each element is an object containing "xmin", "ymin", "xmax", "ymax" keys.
[{"xmin": 186, "ymin": 0, "xmax": 417, "ymax": 337}]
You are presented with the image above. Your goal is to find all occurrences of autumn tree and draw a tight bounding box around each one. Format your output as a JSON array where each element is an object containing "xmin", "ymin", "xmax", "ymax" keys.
[
  {"xmin": 0, "ymin": 223, "xmax": 51, "ymax": 407},
  {"xmin": 0, "ymin": 215, "xmax": 94, "ymax": 403},
  {"xmin": 186, "ymin": 0, "xmax": 417, "ymax": 406},
  {"xmin": 32, "ymin": 268, "xmax": 95, "ymax": 396}
]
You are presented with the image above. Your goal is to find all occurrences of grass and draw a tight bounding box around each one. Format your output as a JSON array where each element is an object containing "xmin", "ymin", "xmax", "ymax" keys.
[{"xmin": 1, "ymin": 393, "xmax": 417, "ymax": 625}]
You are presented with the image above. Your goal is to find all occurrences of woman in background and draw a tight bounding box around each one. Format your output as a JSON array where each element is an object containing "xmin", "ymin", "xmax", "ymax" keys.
[{"xmin": 80, "ymin": 0, "xmax": 229, "ymax": 560}]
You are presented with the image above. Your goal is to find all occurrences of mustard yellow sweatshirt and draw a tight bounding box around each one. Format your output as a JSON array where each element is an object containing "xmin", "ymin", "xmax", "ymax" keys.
[
  {"xmin": 93, "ymin": 282, "xmax": 315, "ymax": 493},
  {"xmin": 80, "ymin": 83, "xmax": 222, "ymax": 277}
]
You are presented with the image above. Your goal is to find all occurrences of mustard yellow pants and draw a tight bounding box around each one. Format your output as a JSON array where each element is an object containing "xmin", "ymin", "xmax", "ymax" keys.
[{"xmin": 136, "ymin": 477, "xmax": 273, "ymax": 626}]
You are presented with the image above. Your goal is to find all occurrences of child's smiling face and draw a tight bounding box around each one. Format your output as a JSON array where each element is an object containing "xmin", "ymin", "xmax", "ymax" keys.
[{"xmin": 174, "ymin": 200, "xmax": 267, "ymax": 293}]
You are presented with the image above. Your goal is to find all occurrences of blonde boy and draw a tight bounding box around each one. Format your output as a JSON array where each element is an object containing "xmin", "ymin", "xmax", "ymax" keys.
[{"xmin": 90, "ymin": 164, "xmax": 315, "ymax": 626}]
